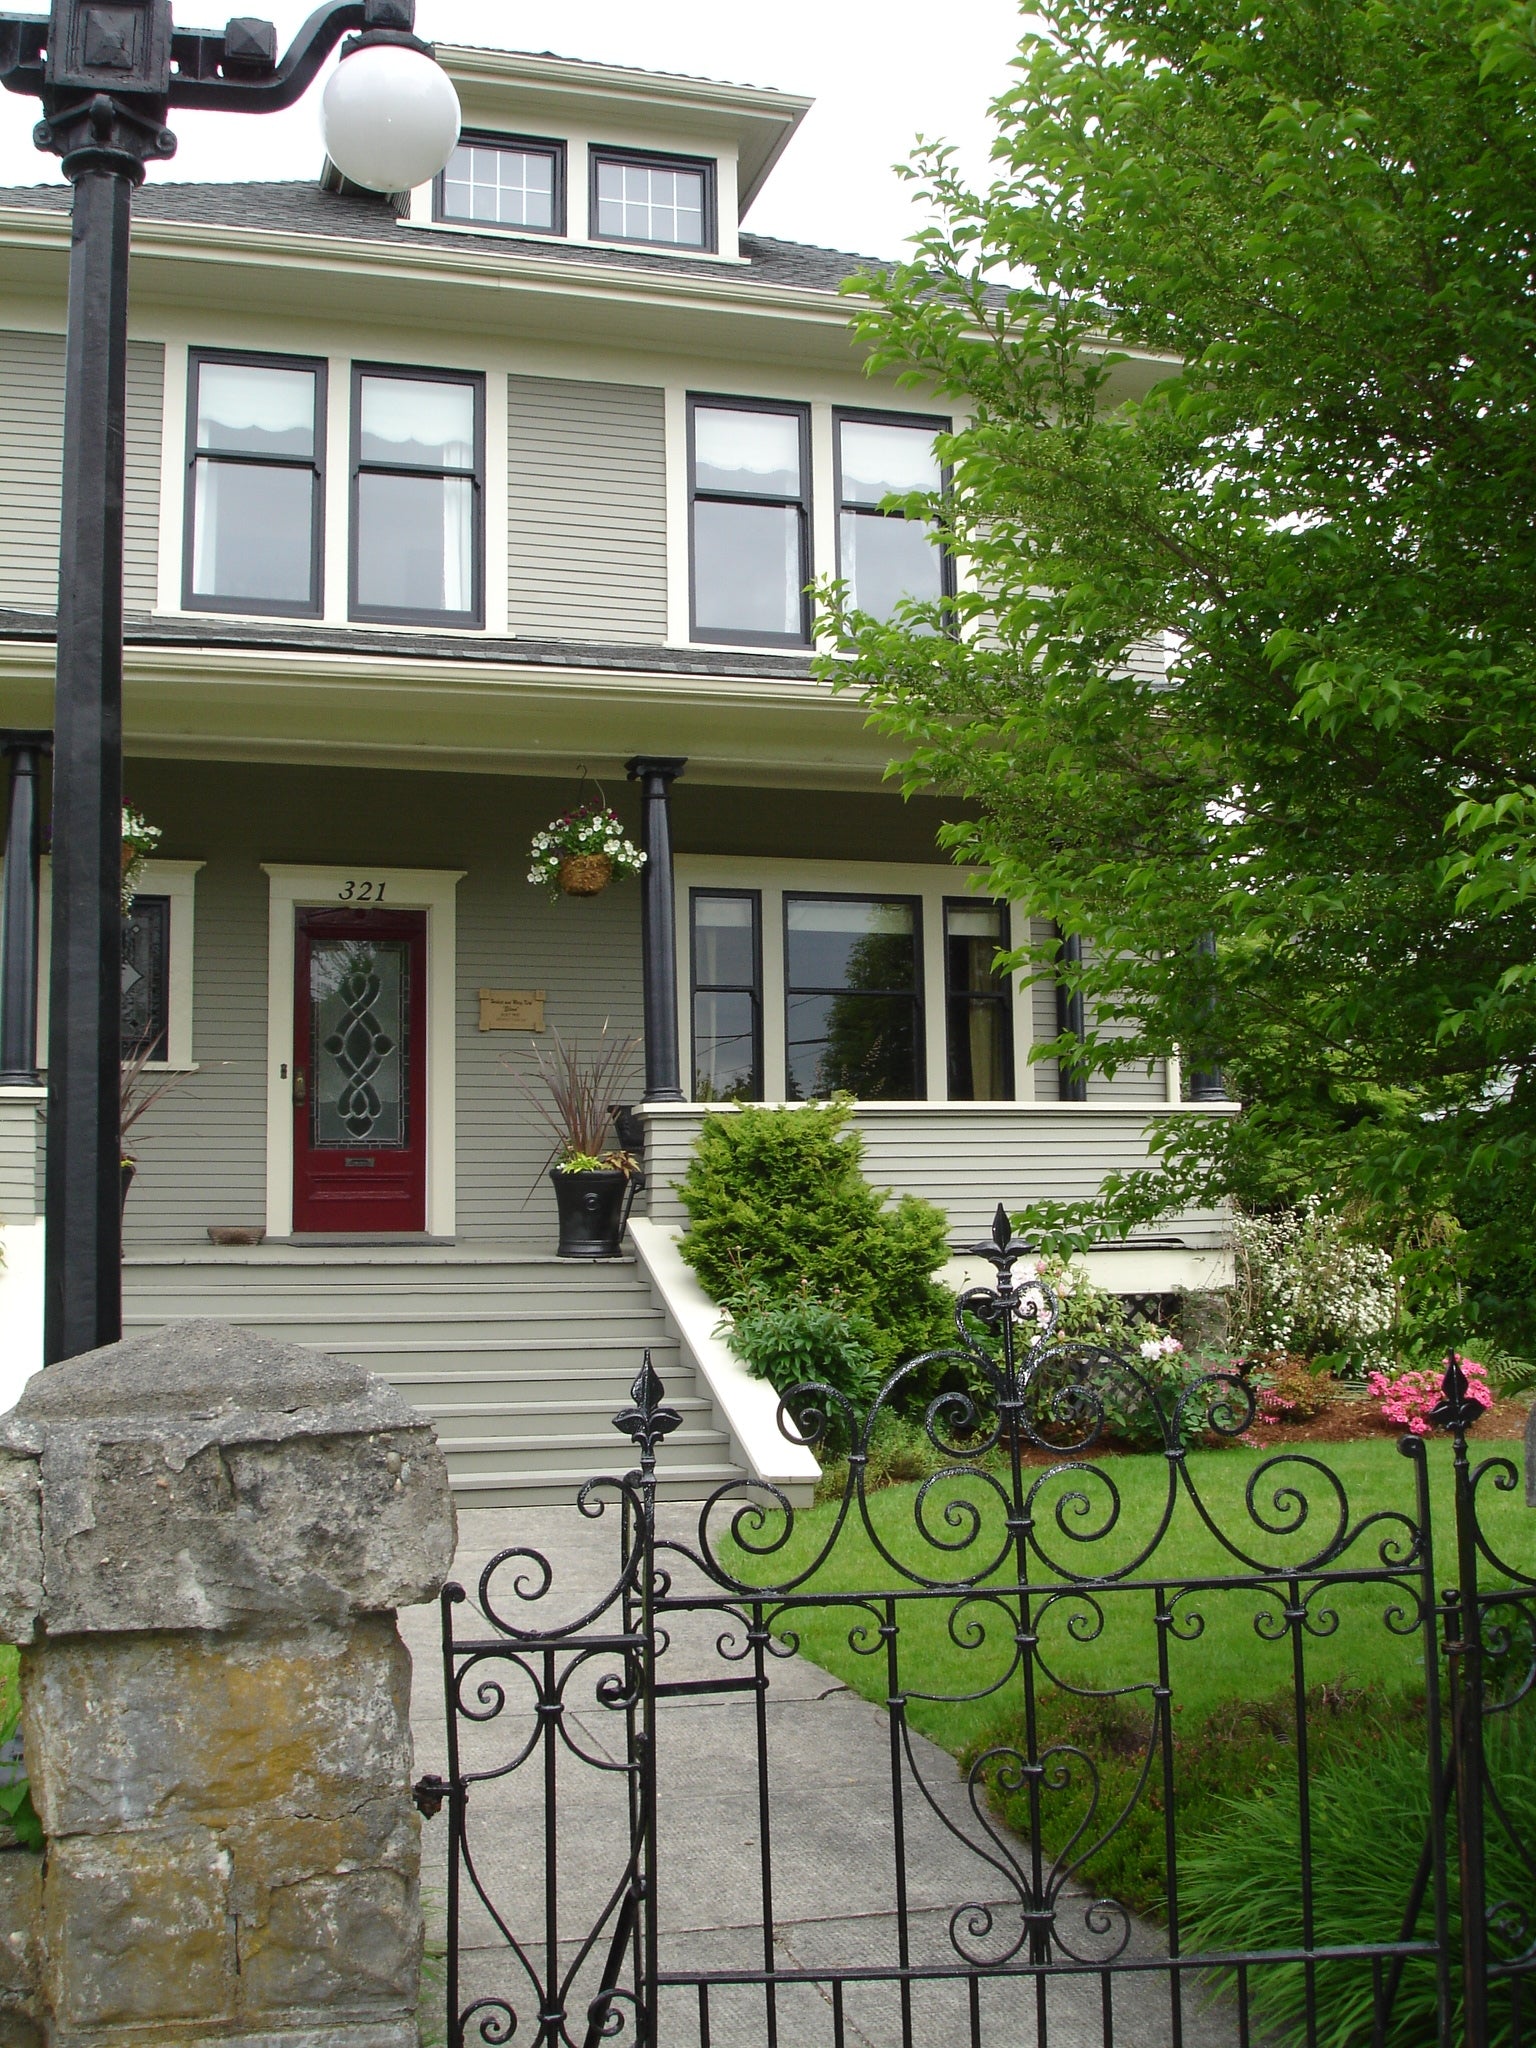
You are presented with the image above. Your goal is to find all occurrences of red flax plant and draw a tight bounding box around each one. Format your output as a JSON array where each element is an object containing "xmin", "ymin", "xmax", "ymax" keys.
[{"xmin": 504, "ymin": 1023, "xmax": 642, "ymax": 1185}]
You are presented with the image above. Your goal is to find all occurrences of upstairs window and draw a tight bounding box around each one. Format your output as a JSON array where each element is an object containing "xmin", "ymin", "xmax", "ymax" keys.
[
  {"xmin": 435, "ymin": 134, "xmax": 564, "ymax": 234},
  {"xmin": 350, "ymin": 367, "xmax": 484, "ymax": 626},
  {"xmin": 592, "ymin": 148, "xmax": 714, "ymax": 249},
  {"xmin": 836, "ymin": 410, "xmax": 950, "ymax": 622},
  {"xmin": 690, "ymin": 398, "xmax": 811, "ymax": 647},
  {"xmin": 185, "ymin": 351, "xmax": 325, "ymax": 616}
]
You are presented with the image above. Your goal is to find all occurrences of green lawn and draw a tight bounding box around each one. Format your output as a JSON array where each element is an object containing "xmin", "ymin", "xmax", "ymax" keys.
[{"xmin": 722, "ymin": 1435, "xmax": 1535, "ymax": 1748}]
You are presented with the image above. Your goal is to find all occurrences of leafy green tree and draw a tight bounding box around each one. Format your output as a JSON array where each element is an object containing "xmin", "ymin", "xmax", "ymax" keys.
[{"xmin": 826, "ymin": 0, "xmax": 1536, "ymax": 1348}]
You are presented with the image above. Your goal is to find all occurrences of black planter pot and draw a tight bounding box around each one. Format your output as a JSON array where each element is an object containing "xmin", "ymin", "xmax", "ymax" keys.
[
  {"xmin": 550, "ymin": 1168, "xmax": 633, "ymax": 1258},
  {"xmin": 120, "ymin": 1159, "xmax": 136, "ymax": 1218}
]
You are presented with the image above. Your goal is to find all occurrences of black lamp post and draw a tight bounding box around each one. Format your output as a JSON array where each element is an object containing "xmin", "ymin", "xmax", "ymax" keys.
[{"xmin": 0, "ymin": 0, "xmax": 459, "ymax": 1363}]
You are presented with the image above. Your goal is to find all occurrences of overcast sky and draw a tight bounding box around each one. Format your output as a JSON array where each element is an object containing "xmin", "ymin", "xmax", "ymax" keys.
[{"xmin": 0, "ymin": 1, "xmax": 1025, "ymax": 259}]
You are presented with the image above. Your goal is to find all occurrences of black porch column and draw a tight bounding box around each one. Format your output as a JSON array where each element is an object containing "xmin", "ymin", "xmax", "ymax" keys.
[
  {"xmin": 0, "ymin": 733, "xmax": 50, "ymax": 1087},
  {"xmin": 626, "ymin": 756, "xmax": 687, "ymax": 1103},
  {"xmin": 1055, "ymin": 926, "xmax": 1088, "ymax": 1103}
]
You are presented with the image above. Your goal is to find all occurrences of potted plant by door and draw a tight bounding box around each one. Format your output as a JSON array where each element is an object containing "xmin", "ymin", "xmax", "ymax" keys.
[
  {"xmin": 527, "ymin": 803, "xmax": 645, "ymax": 898},
  {"xmin": 507, "ymin": 1024, "xmax": 644, "ymax": 1257}
]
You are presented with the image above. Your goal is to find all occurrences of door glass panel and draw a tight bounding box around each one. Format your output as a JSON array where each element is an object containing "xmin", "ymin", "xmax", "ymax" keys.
[
  {"xmin": 121, "ymin": 895, "xmax": 170, "ymax": 1062},
  {"xmin": 196, "ymin": 362, "xmax": 316, "ymax": 458},
  {"xmin": 946, "ymin": 903, "xmax": 1010, "ymax": 1101},
  {"xmin": 310, "ymin": 937, "xmax": 409, "ymax": 1149},
  {"xmin": 785, "ymin": 897, "xmax": 919, "ymax": 1101}
]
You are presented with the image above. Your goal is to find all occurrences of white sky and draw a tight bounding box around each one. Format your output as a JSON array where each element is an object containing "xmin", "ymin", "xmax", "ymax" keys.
[{"xmin": 0, "ymin": 1, "xmax": 1026, "ymax": 260}]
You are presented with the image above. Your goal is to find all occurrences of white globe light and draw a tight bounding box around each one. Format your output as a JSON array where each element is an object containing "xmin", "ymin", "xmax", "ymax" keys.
[{"xmin": 321, "ymin": 42, "xmax": 461, "ymax": 194}]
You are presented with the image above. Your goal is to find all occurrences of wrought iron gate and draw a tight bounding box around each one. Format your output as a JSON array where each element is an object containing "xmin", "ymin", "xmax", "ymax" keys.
[{"xmin": 416, "ymin": 1210, "xmax": 1536, "ymax": 2047}]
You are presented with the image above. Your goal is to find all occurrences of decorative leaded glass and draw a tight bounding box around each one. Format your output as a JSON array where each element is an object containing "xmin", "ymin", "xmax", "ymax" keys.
[
  {"xmin": 309, "ymin": 938, "xmax": 409, "ymax": 1149},
  {"xmin": 121, "ymin": 895, "xmax": 170, "ymax": 1061}
]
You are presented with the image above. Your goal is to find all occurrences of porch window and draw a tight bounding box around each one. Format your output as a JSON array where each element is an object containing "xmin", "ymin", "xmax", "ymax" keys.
[
  {"xmin": 785, "ymin": 895, "xmax": 921, "ymax": 1101},
  {"xmin": 690, "ymin": 399, "xmax": 811, "ymax": 646},
  {"xmin": 351, "ymin": 367, "xmax": 484, "ymax": 626},
  {"xmin": 836, "ymin": 410, "xmax": 949, "ymax": 622},
  {"xmin": 690, "ymin": 890, "xmax": 762, "ymax": 1101},
  {"xmin": 592, "ymin": 149, "xmax": 713, "ymax": 249},
  {"xmin": 945, "ymin": 900, "xmax": 1013, "ymax": 1101},
  {"xmin": 121, "ymin": 895, "xmax": 171, "ymax": 1062},
  {"xmin": 436, "ymin": 134, "xmax": 564, "ymax": 233},
  {"xmin": 185, "ymin": 352, "xmax": 325, "ymax": 615}
]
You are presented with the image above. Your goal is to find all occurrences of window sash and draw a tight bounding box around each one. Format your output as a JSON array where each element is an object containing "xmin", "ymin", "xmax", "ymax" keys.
[
  {"xmin": 590, "ymin": 148, "xmax": 714, "ymax": 249},
  {"xmin": 691, "ymin": 890, "xmax": 763, "ymax": 1100},
  {"xmin": 435, "ymin": 135, "xmax": 564, "ymax": 234},
  {"xmin": 688, "ymin": 397, "xmax": 812, "ymax": 647},
  {"xmin": 835, "ymin": 408, "xmax": 954, "ymax": 624},
  {"xmin": 184, "ymin": 350, "xmax": 325, "ymax": 617},
  {"xmin": 350, "ymin": 366, "xmax": 485, "ymax": 627},
  {"xmin": 944, "ymin": 899, "xmax": 1013, "ymax": 1101},
  {"xmin": 783, "ymin": 892, "xmax": 923, "ymax": 1101}
]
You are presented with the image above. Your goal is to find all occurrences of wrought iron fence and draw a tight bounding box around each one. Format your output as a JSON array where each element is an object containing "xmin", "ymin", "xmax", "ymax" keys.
[{"xmin": 417, "ymin": 1206, "xmax": 1536, "ymax": 2047}]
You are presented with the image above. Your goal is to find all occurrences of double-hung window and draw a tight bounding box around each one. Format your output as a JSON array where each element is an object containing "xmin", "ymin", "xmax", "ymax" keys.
[
  {"xmin": 185, "ymin": 351, "xmax": 325, "ymax": 615},
  {"xmin": 351, "ymin": 366, "xmax": 484, "ymax": 626},
  {"xmin": 592, "ymin": 148, "xmax": 713, "ymax": 249},
  {"xmin": 435, "ymin": 133, "xmax": 564, "ymax": 233},
  {"xmin": 836, "ymin": 409, "xmax": 950, "ymax": 622},
  {"xmin": 690, "ymin": 398, "xmax": 811, "ymax": 646},
  {"xmin": 785, "ymin": 895, "xmax": 922, "ymax": 1101},
  {"xmin": 945, "ymin": 901, "xmax": 1013, "ymax": 1101},
  {"xmin": 691, "ymin": 891, "xmax": 762, "ymax": 1101}
]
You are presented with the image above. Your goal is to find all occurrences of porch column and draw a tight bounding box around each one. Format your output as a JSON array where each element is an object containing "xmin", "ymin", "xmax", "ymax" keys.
[
  {"xmin": 1055, "ymin": 926, "xmax": 1088, "ymax": 1103},
  {"xmin": 626, "ymin": 756, "xmax": 687, "ymax": 1103},
  {"xmin": 0, "ymin": 734, "xmax": 50, "ymax": 1088}
]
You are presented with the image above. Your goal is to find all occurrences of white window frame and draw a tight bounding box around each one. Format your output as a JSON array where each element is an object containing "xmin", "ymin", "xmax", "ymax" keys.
[
  {"xmin": 261, "ymin": 863, "xmax": 463, "ymax": 1240},
  {"xmin": 674, "ymin": 856, "xmax": 1036, "ymax": 1105},
  {"xmin": 17, "ymin": 858, "xmax": 204, "ymax": 1072}
]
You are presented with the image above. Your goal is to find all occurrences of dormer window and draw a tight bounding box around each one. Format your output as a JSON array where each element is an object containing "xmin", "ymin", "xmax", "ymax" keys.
[
  {"xmin": 591, "ymin": 147, "xmax": 715, "ymax": 250},
  {"xmin": 435, "ymin": 133, "xmax": 565, "ymax": 235}
]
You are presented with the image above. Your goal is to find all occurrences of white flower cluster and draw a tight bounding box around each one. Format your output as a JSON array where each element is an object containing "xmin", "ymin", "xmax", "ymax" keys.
[
  {"xmin": 1139, "ymin": 1334, "xmax": 1184, "ymax": 1361},
  {"xmin": 526, "ymin": 806, "xmax": 647, "ymax": 889},
  {"xmin": 1229, "ymin": 1200, "xmax": 1396, "ymax": 1366},
  {"xmin": 121, "ymin": 805, "xmax": 161, "ymax": 913}
]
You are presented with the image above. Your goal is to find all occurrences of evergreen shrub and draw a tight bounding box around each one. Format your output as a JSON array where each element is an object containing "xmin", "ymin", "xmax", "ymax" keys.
[{"xmin": 676, "ymin": 1101, "xmax": 955, "ymax": 1407}]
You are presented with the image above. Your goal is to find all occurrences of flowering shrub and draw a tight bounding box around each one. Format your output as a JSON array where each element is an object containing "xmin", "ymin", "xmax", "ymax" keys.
[
  {"xmin": 1366, "ymin": 1355, "xmax": 1492, "ymax": 1435},
  {"xmin": 1028, "ymin": 1259, "xmax": 1214, "ymax": 1448},
  {"xmin": 1229, "ymin": 1201, "xmax": 1396, "ymax": 1372},
  {"xmin": 527, "ymin": 804, "xmax": 645, "ymax": 892},
  {"xmin": 1248, "ymin": 1352, "xmax": 1341, "ymax": 1427}
]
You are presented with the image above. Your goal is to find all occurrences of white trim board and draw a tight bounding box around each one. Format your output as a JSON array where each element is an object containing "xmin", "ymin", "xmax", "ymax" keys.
[
  {"xmin": 260, "ymin": 864, "xmax": 464, "ymax": 1240},
  {"xmin": 4, "ymin": 858, "xmax": 205, "ymax": 1071}
]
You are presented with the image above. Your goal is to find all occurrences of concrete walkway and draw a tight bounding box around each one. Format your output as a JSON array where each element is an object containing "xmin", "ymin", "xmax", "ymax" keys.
[{"xmin": 403, "ymin": 1505, "xmax": 1245, "ymax": 2048}]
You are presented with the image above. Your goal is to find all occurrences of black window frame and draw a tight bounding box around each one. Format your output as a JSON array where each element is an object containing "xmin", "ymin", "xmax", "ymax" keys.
[
  {"xmin": 348, "ymin": 361, "xmax": 486, "ymax": 630},
  {"xmin": 943, "ymin": 896, "xmax": 1015, "ymax": 1102},
  {"xmin": 689, "ymin": 887, "xmax": 764, "ymax": 1103},
  {"xmin": 589, "ymin": 144, "xmax": 717, "ymax": 252},
  {"xmin": 833, "ymin": 404, "xmax": 956, "ymax": 619},
  {"xmin": 687, "ymin": 393, "xmax": 813, "ymax": 649},
  {"xmin": 183, "ymin": 346, "xmax": 328, "ymax": 619},
  {"xmin": 433, "ymin": 129, "xmax": 567, "ymax": 237},
  {"xmin": 783, "ymin": 889, "xmax": 926, "ymax": 1103}
]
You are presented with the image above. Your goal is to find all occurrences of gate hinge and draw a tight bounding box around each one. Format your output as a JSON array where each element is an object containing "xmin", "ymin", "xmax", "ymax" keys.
[{"xmin": 413, "ymin": 1773, "xmax": 450, "ymax": 1819}]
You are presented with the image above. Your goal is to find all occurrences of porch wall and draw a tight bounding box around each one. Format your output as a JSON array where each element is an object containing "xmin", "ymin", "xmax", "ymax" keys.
[
  {"xmin": 0, "ymin": 1085, "xmax": 44, "ymax": 1406},
  {"xmin": 640, "ymin": 1102, "xmax": 1233, "ymax": 1248}
]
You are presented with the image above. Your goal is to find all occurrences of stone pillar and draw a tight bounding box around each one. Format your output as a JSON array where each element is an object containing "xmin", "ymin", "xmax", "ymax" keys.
[
  {"xmin": 626, "ymin": 756, "xmax": 687, "ymax": 1104},
  {"xmin": 0, "ymin": 1319, "xmax": 456, "ymax": 2048},
  {"xmin": 0, "ymin": 735, "xmax": 49, "ymax": 1090}
]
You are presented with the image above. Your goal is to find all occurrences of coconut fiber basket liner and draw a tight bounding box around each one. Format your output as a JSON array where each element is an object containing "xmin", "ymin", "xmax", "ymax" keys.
[{"xmin": 557, "ymin": 853, "xmax": 614, "ymax": 896}]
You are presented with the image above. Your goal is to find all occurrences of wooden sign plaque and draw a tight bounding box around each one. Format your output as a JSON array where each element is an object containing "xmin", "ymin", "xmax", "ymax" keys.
[{"xmin": 478, "ymin": 989, "xmax": 547, "ymax": 1032}]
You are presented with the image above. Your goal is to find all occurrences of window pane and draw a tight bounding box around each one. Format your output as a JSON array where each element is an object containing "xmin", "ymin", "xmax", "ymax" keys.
[
  {"xmin": 356, "ymin": 472, "xmax": 475, "ymax": 615},
  {"xmin": 694, "ymin": 408, "xmax": 801, "ymax": 497},
  {"xmin": 693, "ymin": 894, "xmax": 756, "ymax": 988},
  {"xmin": 841, "ymin": 510, "xmax": 944, "ymax": 621},
  {"xmin": 191, "ymin": 459, "xmax": 315, "ymax": 604},
  {"xmin": 786, "ymin": 898, "xmax": 916, "ymax": 992},
  {"xmin": 693, "ymin": 991, "xmax": 758, "ymax": 1101},
  {"xmin": 786, "ymin": 992, "xmax": 917, "ymax": 1101},
  {"xmin": 840, "ymin": 419, "xmax": 942, "ymax": 505},
  {"xmin": 359, "ymin": 377, "xmax": 476, "ymax": 470},
  {"xmin": 946, "ymin": 904, "xmax": 1009, "ymax": 1101},
  {"xmin": 595, "ymin": 158, "xmax": 705, "ymax": 245},
  {"xmin": 196, "ymin": 362, "xmax": 315, "ymax": 458},
  {"xmin": 121, "ymin": 895, "xmax": 170, "ymax": 1062},
  {"xmin": 441, "ymin": 142, "xmax": 555, "ymax": 229},
  {"xmin": 310, "ymin": 938, "xmax": 408, "ymax": 1148},
  {"xmin": 693, "ymin": 500, "xmax": 803, "ymax": 638}
]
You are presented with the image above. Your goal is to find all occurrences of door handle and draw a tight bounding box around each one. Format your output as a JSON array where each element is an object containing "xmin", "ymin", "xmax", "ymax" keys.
[{"xmin": 293, "ymin": 1068, "xmax": 308, "ymax": 1107}]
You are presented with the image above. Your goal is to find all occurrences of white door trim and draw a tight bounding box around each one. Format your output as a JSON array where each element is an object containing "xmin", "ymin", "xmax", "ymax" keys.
[{"xmin": 262, "ymin": 863, "xmax": 464, "ymax": 1238}]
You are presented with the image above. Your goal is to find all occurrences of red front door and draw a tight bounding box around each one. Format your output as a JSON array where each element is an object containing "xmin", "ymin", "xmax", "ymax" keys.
[{"xmin": 293, "ymin": 906, "xmax": 428, "ymax": 1234}]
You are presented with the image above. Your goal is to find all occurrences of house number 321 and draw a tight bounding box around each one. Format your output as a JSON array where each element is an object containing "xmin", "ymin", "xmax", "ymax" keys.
[{"xmin": 338, "ymin": 880, "xmax": 387, "ymax": 902}]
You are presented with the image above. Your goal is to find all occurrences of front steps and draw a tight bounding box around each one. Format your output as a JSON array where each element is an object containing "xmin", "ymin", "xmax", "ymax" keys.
[{"xmin": 122, "ymin": 1246, "xmax": 745, "ymax": 1508}]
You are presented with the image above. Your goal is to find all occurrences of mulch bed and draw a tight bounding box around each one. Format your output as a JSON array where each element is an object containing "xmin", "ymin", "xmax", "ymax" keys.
[{"xmin": 1001, "ymin": 1394, "xmax": 1532, "ymax": 1466}]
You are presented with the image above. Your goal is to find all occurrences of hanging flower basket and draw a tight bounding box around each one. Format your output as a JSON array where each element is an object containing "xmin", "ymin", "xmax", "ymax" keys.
[
  {"xmin": 528, "ymin": 804, "xmax": 645, "ymax": 900},
  {"xmin": 121, "ymin": 806, "xmax": 161, "ymax": 914}
]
